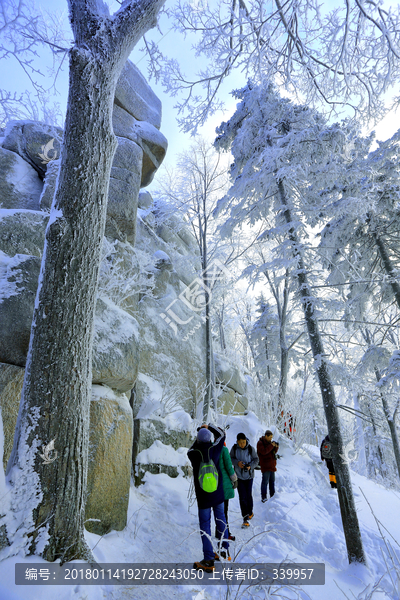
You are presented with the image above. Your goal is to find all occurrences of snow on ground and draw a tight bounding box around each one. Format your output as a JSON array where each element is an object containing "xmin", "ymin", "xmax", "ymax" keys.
[{"xmin": 1, "ymin": 412, "xmax": 400, "ymax": 600}]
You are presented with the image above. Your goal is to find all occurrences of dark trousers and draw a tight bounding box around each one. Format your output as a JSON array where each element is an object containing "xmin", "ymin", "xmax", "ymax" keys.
[
  {"xmin": 237, "ymin": 478, "xmax": 253, "ymax": 520},
  {"xmin": 198, "ymin": 503, "xmax": 229, "ymax": 561},
  {"xmin": 216, "ymin": 499, "xmax": 231, "ymax": 537},
  {"xmin": 261, "ymin": 470, "xmax": 275, "ymax": 499}
]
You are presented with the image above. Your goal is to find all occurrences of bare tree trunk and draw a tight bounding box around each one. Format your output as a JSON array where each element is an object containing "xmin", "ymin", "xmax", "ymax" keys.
[
  {"xmin": 5, "ymin": 0, "xmax": 164, "ymax": 563},
  {"xmin": 278, "ymin": 180, "xmax": 366, "ymax": 565}
]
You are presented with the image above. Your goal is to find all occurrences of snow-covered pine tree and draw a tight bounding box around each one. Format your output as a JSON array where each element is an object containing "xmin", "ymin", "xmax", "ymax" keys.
[
  {"xmin": 319, "ymin": 130, "xmax": 400, "ymax": 481},
  {"xmin": 214, "ymin": 81, "xmax": 366, "ymax": 564}
]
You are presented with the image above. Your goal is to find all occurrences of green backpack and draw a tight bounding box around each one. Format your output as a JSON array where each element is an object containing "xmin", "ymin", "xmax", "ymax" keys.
[{"xmin": 198, "ymin": 453, "xmax": 219, "ymax": 493}]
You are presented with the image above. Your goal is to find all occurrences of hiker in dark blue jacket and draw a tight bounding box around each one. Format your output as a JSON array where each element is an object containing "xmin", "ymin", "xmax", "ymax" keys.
[{"xmin": 188, "ymin": 424, "xmax": 230, "ymax": 572}]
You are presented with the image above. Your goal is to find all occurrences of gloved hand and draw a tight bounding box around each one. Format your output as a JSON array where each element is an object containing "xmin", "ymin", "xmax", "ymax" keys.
[{"xmin": 230, "ymin": 473, "xmax": 238, "ymax": 489}]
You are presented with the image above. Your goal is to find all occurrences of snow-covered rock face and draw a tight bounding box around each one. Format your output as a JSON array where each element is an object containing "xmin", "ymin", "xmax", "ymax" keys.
[
  {"xmin": 0, "ymin": 253, "xmax": 41, "ymax": 367},
  {"xmin": 0, "ymin": 209, "xmax": 49, "ymax": 257},
  {"xmin": 92, "ymin": 296, "xmax": 139, "ymax": 393},
  {"xmin": 214, "ymin": 352, "xmax": 249, "ymax": 414},
  {"xmin": 114, "ymin": 60, "xmax": 162, "ymax": 130},
  {"xmin": 215, "ymin": 352, "xmax": 247, "ymax": 395},
  {"xmin": 2, "ymin": 121, "xmax": 63, "ymax": 179},
  {"xmin": 106, "ymin": 136, "xmax": 143, "ymax": 244},
  {"xmin": 0, "ymin": 61, "xmax": 206, "ymax": 533},
  {"xmin": 112, "ymin": 104, "xmax": 167, "ymax": 188},
  {"xmin": 0, "ymin": 147, "xmax": 43, "ymax": 210},
  {"xmin": 133, "ymin": 202, "xmax": 207, "ymax": 421}
]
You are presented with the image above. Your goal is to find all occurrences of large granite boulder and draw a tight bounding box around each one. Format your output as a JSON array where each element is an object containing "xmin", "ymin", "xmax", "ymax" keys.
[
  {"xmin": 0, "ymin": 253, "xmax": 41, "ymax": 367},
  {"xmin": 112, "ymin": 104, "xmax": 167, "ymax": 187},
  {"xmin": 132, "ymin": 414, "xmax": 193, "ymax": 484},
  {"xmin": 85, "ymin": 385, "xmax": 133, "ymax": 535},
  {"xmin": 214, "ymin": 352, "xmax": 247, "ymax": 396},
  {"xmin": 0, "ymin": 209, "xmax": 48, "ymax": 257},
  {"xmin": 156, "ymin": 222, "xmax": 192, "ymax": 257},
  {"xmin": 134, "ymin": 440, "xmax": 191, "ymax": 485},
  {"xmin": 217, "ymin": 385, "xmax": 248, "ymax": 415},
  {"xmin": 0, "ymin": 363, "xmax": 24, "ymax": 473},
  {"xmin": 151, "ymin": 250, "xmax": 173, "ymax": 298},
  {"xmin": 115, "ymin": 61, "xmax": 162, "ymax": 129},
  {"xmin": 106, "ymin": 137, "xmax": 143, "ymax": 244},
  {"xmin": 92, "ymin": 296, "xmax": 139, "ymax": 393},
  {"xmin": 0, "ymin": 376, "xmax": 134, "ymax": 536},
  {"xmin": 2, "ymin": 121, "xmax": 63, "ymax": 178},
  {"xmin": 138, "ymin": 190, "xmax": 153, "ymax": 210},
  {"xmin": 0, "ymin": 147, "xmax": 43, "ymax": 210}
]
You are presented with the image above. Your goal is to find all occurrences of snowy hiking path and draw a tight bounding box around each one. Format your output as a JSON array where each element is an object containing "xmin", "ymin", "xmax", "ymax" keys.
[{"xmin": 1, "ymin": 414, "xmax": 400, "ymax": 600}]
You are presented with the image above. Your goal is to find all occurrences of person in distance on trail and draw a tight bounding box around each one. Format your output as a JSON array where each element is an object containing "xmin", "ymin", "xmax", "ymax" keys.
[
  {"xmin": 230, "ymin": 433, "xmax": 259, "ymax": 528},
  {"xmin": 320, "ymin": 434, "xmax": 337, "ymax": 489},
  {"xmin": 256, "ymin": 430, "xmax": 279, "ymax": 502},
  {"xmin": 188, "ymin": 424, "xmax": 230, "ymax": 572}
]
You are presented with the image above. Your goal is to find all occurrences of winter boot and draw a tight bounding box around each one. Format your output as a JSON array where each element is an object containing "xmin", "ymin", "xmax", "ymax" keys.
[
  {"xmin": 241, "ymin": 520, "xmax": 250, "ymax": 529},
  {"xmin": 193, "ymin": 559, "xmax": 215, "ymax": 572}
]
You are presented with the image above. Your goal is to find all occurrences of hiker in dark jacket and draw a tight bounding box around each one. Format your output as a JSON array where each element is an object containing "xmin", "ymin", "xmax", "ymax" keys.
[
  {"xmin": 188, "ymin": 424, "xmax": 230, "ymax": 572},
  {"xmin": 257, "ymin": 430, "xmax": 279, "ymax": 502},
  {"xmin": 230, "ymin": 433, "xmax": 259, "ymax": 527},
  {"xmin": 320, "ymin": 434, "xmax": 337, "ymax": 489}
]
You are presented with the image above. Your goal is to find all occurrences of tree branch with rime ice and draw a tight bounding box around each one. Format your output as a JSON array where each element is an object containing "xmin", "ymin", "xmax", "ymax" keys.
[{"xmin": 144, "ymin": 0, "xmax": 400, "ymax": 132}]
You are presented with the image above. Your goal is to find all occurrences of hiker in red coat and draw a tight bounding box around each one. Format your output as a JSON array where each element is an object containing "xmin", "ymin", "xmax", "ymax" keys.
[{"xmin": 256, "ymin": 430, "xmax": 279, "ymax": 502}]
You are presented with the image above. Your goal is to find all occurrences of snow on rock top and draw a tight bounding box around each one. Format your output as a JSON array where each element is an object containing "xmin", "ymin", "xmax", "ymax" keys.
[{"xmin": 136, "ymin": 440, "xmax": 190, "ymax": 467}]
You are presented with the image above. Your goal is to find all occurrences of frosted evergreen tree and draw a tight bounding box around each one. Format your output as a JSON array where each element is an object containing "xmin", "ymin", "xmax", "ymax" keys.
[{"xmin": 214, "ymin": 80, "xmax": 366, "ymax": 564}]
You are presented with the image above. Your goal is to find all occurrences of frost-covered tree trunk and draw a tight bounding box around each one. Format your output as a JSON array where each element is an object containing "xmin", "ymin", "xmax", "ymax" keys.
[
  {"xmin": 5, "ymin": 0, "xmax": 164, "ymax": 563},
  {"xmin": 372, "ymin": 232, "xmax": 400, "ymax": 310},
  {"xmin": 204, "ymin": 285, "xmax": 214, "ymax": 418},
  {"xmin": 240, "ymin": 324, "xmax": 262, "ymax": 385},
  {"xmin": 263, "ymin": 269, "xmax": 290, "ymax": 412},
  {"xmin": 353, "ymin": 393, "xmax": 367, "ymax": 477},
  {"xmin": 374, "ymin": 368, "xmax": 400, "ymax": 480},
  {"xmin": 278, "ymin": 181, "xmax": 366, "ymax": 564},
  {"xmin": 203, "ymin": 250, "xmax": 216, "ymax": 419},
  {"xmin": 366, "ymin": 403, "xmax": 385, "ymax": 477}
]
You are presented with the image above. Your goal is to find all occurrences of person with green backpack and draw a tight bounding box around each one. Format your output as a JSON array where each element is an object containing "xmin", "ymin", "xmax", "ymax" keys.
[{"xmin": 188, "ymin": 424, "xmax": 230, "ymax": 572}]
